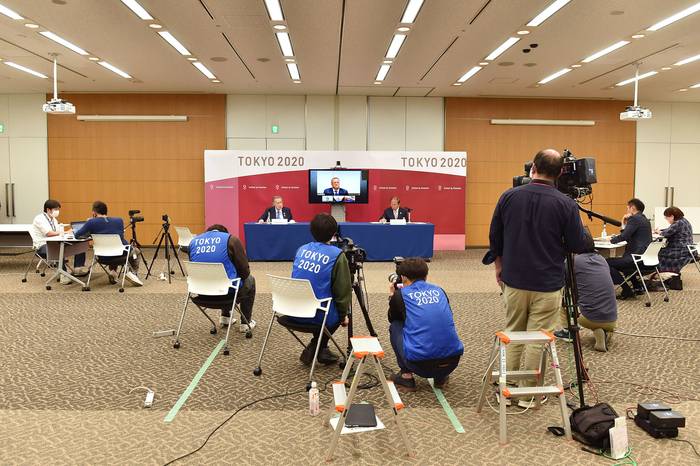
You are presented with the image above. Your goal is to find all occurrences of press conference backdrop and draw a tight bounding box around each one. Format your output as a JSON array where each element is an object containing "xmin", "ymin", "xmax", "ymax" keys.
[{"xmin": 204, "ymin": 150, "xmax": 466, "ymax": 250}]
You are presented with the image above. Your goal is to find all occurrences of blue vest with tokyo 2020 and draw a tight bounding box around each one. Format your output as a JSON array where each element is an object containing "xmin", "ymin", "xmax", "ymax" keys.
[
  {"xmin": 401, "ymin": 280, "xmax": 464, "ymax": 362},
  {"xmin": 189, "ymin": 231, "xmax": 238, "ymax": 280},
  {"xmin": 291, "ymin": 242, "xmax": 342, "ymax": 327}
]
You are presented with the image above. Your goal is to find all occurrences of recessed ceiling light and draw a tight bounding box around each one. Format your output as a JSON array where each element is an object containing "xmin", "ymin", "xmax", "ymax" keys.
[
  {"xmin": 212, "ymin": 79, "xmax": 221, "ymax": 83},
  {"xmin": 293, "ymin": 80, "xmax": 301, "ymax": 84},
  {"xmin": 661, "ymin": 66, "xmax": 672, "ymax": 71},
  {"xmin": 616, "ymin": 71, "xmax": 658, "ymax": 86},
  {"xmin": 517, "ymin": 30, "xmax": 530, "ymax": 35},
  {"xmin": 187, "ymin": 57, "xmax": 198, "ymax": 61},
  {"xmin": 571, "ymin": 64, "xmax": 582, "ymax": 68},
  {"xmin": 582, "ymin": 40, "xmax": 629, "ymax": 63},
  {"xmin": 538, "ymin": 67, "xmax": 572, "ymax": 84},
  {"xmin": 397, "ymin": 26, "xmax": 410, "ymax": 32},
  {"xmin": 386, "ymin": 34, "xmax": 406, "ymax": 59},
  {"xmin": 382, "ymin": 60, "xmax": 393, "ymax": 64},
  {"xmin": 149, "ymin": 23, "xmax": 162, "ymax": 29},
  {"xmin": 193, "ymin": 62, "xmax": 216, "ymax": 79},
  {"xmin": 632, "ymin": 34, "xmax": 645, "ymax": 39},
  {"xmin": 284, "ymin": 58, "xmax": 295, "ymax": 62},
  {"xmin": 88, "ymin": 57, "xmax": 100, "ymax": 61},
  {"xmin": 452, "ymin": 83, "xmax": 462, "ymax": 86},
  {"xmin": 4, "ymin": 61, "xmax": 47, "ymax": 78},
  {"xmin": 374, "ymin": 81, "xmax": 382, "ymax": 85},
  {"xmin": 679, "ymin": 88, "xmax": 688, "ymax": 92},
  {"xmin": 527, "ymin": 0, "xmax": 571, "ymax": 27},
  {"xmin": 158, "ymin": 31, "xmax": 191, "ymax": 55},
  {"xmin": 400, "ymin": 0, "xmax": 424, "ymax": 24},
  {"xmin": 24, "ymin": 23, "xmax": 39, "ymax": 29},
  {"xmin": 376, "ymin": 64, "xmax": 390, "ymax": 81},
  {"xmin": 0, "ymin": 4, "xmax": 23, "ymax": 20},
  {"xmin": 120, "ymin": 0, "xmax": 154, "ymax": 20},
  {"xmin": 273, "ymin": 24, "xmax": 287, "ymax": 30},
  {"xmin": 673, "ymin": 53, "xmax": 700, "ymax": 66},
  {"xmin": 98, "ymin": 61, "xmax": 132, "ymax": 78},
  {"xmin": 275, "ymin": 32, "xmax": 294, "ymax": 57},
  {"xmin": 647, "ymin": 2, "xmax": 700, "ymax": 31},
  {"xmin": 39, "ymin": 31, "xmax": 89, "ymax": 55},
  {"xmin": 457, "ymin": 66, "xmax": 482, "ymax": 83},
  {"xmin": 264, "ymin": 0, "xmax": 284, "ymax": 21},
  {"xmin": 479, "ymin": 61, "xmax": 489, "ymax": 66},
  {"xmin": 485, "ymin": 37, "xmax": 519, "ymax": 61},
  {"xmin": 287, "ymin": 62, "xmax": 300, "ymax": 80}
]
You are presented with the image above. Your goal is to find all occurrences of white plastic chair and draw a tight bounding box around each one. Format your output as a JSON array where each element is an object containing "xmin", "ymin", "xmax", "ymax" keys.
[
  {"xmin": 254, "ymin": 274, "xmax": 344, "ymax": 388},
  {"xmin": 173, "ymin": 261, "xmax": 249, "ymax": 356},
  {"xmin": 85, "ymin": 234, "xmax": 131, "ymax": 292},
  {"xmin": 175, "ymin": 226, "xmax": 194, "ymax": 254},
  {"xmin": 22, "ymin": 230, "xmax": 56, "ymax": 283},
  {"xmin": 687, "ymin": 244, "xmax": 700, "ymax": 273},
  {"xmin": 620, "ymin": 241, "xmax": 669, "ymax": 307}
]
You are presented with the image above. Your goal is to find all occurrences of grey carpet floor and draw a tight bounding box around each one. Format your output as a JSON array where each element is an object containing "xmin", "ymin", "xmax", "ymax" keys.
[{"xmin": 1, "ymin": 250, "xmax": 699, "ymax": 465}]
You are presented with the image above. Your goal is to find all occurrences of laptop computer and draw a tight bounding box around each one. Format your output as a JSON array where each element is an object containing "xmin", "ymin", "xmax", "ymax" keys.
[
  {"xmin": 344, "ymin": 403, "xmax": 377, "ymax": 428},
  {"xmin": 70, "ymin": 221, "xmax": 86, "ymax": 235}
]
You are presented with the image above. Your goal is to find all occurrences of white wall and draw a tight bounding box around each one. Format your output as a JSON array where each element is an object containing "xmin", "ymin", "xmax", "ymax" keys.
[
  {"xmin": 0, "ymin": 94, "xmax": 48, "ymax": 224},
  {"xmin": 226, "ymin": 95, "xmax": 444, "ymax": 151},
  {"xmin": 635, "ymin": 102, "xmax": 700, "ymax": 219}
]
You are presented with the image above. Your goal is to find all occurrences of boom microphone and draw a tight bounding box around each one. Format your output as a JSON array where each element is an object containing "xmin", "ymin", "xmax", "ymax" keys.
[{"xmin": 578, "ymin": 206, "xmax": 622, "ymax": 227}]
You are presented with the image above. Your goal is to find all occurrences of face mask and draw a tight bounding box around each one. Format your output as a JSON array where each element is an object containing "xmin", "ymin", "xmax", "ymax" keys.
[{"xmin": 51, "ymin": 210, "xmax": 60, "ymax": 218}]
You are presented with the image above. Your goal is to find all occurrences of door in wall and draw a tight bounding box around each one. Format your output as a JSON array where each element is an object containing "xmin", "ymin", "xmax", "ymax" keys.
[
  {"xmin": 0, "ymin": 138, "xmax": 10, "ymax": 223},
  {"xmin": 0, "ymin": 138, "xmax": 48, "ymax": 224}
]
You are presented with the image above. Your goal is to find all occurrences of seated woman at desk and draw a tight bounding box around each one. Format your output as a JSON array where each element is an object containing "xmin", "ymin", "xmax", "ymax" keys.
[{"xmin": 654, "ymin": 206, "xmax": 694, "ymax": 290}]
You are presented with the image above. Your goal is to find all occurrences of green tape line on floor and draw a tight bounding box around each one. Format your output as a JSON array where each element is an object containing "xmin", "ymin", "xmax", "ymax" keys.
[
  {"xmin": 429, "ymin": 379, "xmax": 465, "ymax": 433},
  {"xmin": 164, "ymin": 339, "xmax": 225, "ymax": 423}
]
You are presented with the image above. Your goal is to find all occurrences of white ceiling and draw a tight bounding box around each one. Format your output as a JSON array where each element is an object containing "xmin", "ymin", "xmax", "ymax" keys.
[{"xmin": 0, "ymin": 0, "xmax": 699, "ymax": 102}]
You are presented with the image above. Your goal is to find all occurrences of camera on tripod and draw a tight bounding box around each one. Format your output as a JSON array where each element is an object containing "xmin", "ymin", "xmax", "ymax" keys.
[
  {"xmin": 513, "ymin": 149, "xmax": 597, "ymax": 199},
  {"xmin": 128, "ymin": 209, "xmax": 144, "ymax": 223},
  {"xmin": 162, "ymin": 214, "xmax": 170, "ymax": 224},
  {"xmin": 330, "ymin": 235, "xmax": 367, "ymax": 275},
  {"xmin": 388, "ymin": 256, "xmax": 405, "ymax": 289}
]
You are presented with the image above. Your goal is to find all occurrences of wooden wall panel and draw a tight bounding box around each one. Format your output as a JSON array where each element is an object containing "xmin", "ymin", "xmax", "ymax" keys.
[
  {"xmin": 446, "ymin": 98, "xmax": 636, "ymax": 246},
  {"xmin": 48, "ymin": 94, "xmax": 225, "ymax": 243}
]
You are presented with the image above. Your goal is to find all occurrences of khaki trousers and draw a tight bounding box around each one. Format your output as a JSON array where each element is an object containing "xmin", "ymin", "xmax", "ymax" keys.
[{"xmin": 503, "ymin": 285, "xmax": 563, "ymax": 387}]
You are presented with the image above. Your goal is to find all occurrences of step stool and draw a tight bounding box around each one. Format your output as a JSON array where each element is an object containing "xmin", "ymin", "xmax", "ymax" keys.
[
  {"xmin": 476, "ymin": 330, "xmax": 571, "ymax": 445},
  {"xmin": 325, "ymin": 336, "xmax": 412, "ymax": 461}
]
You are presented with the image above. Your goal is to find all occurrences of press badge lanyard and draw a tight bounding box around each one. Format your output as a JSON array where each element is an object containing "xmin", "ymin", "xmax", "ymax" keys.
[{"xmin": 44, "ymin": 213, "xmax": 56, "ymax": 232}]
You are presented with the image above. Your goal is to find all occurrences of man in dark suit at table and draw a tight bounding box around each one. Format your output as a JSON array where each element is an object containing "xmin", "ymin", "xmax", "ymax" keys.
[
  {"xmin": 380, "ymin": 196, "xmax": 410, "ymax": 223},
  {"xmin": 323, "ymin": 177, "xmax": 349, "ymax": 198},
  {"xmin": 258, "ymin": 195, "xmax": 294, "ymax": 223}
]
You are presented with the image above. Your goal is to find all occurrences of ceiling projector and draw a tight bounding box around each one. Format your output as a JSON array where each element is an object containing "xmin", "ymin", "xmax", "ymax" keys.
[
  {"xmin": 42, "ymin": 98, "xmax": 75, "ymax": 114},
  {"xmin": 620, "ymin": 105, "xmax": 652, "ymax": 121}
]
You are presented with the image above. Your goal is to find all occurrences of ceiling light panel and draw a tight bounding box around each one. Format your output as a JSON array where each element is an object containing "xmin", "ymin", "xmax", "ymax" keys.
[
  {"xmin": 158, "ymin": 31, "xmax": 191, "ymax": 55},
  {"xmin": 39, "ymin": 31, "xmax": 89, "ymax": 55},
  {"xmin": 376, "ymin": 64, "xmax": 390, "ymax": 81},
  {"xmin": 386, "ymin": 34, "xmax": 406, "ymax": 58},
  {"xmin": 538, "ymin": 68, "xmax": 571, "ymax": 84},
  {"xmin": 286, "ymin": 63, "xmax": 300, "ymax": 80},
  {"xmin": 4, "ymin": 61, "xmax": 47, "ymax": 78},
  {"xmin": 401, "ymin": 0, "xmax": 424, "ymax": 23},
  {"xmin": 691, "ymin": 82, "xmax": 700, "ymax": 89},
  {"xmin": 674, "ymin": 53, "xmax": 700, "ymax": 66},
  {"xmin": 0, "ymin": 4, "xmax": 22, "ymax": 20},
  {"xmin": 193, "ymin": 61, "xmax": 216, "ymax": 79},
  {"xmin": 485, "ymin": 37, "xmax": 519, "ymax": 60},
  {"xmin": 275, "ymin": 32, "xmax": 294, "ymax": 57},
  {"xmin": 98, "ymin": 61, "xmax": 132, "ymax": 78},
  {"xmin": 616, "ymin": 71, "xmax": 658, "ymax": 86},
  {"xmin": 120, "ymin": 0, "xmax": 153, "ymax": 20},
  {"xmin": 527, "ymin": 0, "xmax": 571, "ymax": 27},
  {"xmin": 264, "ymin": 0, "xmax": 284, "ymax": 21},
  {"xmin": 457, "ymin": 66, "xmax": 482, "ymax": 83},
  {"xmin": 582, "ymin": 40, "xmax": 629, "ymax": 63},
  {"xmin": 647, "ymin": 2, "xmax": 700, "ymax": 31}
]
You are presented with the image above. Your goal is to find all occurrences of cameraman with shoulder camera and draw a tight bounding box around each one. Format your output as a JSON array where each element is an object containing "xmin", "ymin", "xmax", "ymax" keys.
[
  {"xmin": 489, "ymin": 149, "xmax": 588, "ymax": 407},
  {"xmin": 388, "ymin": 257, "xmax": 463, "ymax": 392},
  {"xmin": 286, "ymin": 213, "xmax": 352, "ymax": 366}
]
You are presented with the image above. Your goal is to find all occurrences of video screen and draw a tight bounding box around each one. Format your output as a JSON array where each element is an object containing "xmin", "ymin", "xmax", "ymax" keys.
[{"xmin": 308, "ymin": 169, "xmax": 369, "ymax": 204}]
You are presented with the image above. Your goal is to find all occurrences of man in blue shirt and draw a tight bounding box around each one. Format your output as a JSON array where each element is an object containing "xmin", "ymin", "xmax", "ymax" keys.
[
  {"xmin": 189, "ymin": 224, "xmax": 256, "ymax": 333},
  {"xmin": 288, "ymin": 213, "xmax": 352, "ymax": 366},
  {"xmin": 75, "ymin": 201, "xmax": 142, "ymax": 286},
  {"xmin": 388, "ymin": 257, "xmax": 463, "ymax": 392}
]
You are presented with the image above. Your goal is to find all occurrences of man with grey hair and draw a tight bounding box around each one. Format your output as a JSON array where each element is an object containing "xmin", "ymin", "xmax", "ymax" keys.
[
  {"xmin": 323, "ymin": 177, "xmax": 348, "ymax": 197},
  {"xmin": 258, "ymin": 195, "xmax": 293, "ymax": 223}
]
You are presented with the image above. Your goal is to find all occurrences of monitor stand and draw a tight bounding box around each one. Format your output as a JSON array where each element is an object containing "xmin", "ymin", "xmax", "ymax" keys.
[{"xmin": 331, "ymin": 203, "xmax": 346, "ymax": 223}]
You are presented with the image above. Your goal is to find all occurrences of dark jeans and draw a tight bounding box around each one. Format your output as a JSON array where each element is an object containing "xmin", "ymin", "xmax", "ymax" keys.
[
  {"xmin": 607, "ymin": 256, "xmax": 641, "ymax": 293},
  {"xmin": 221, "ymin": 275, "xmax": 256, "ymax": 321},
  {"xmin": 389, "ymin": 320, "xmax": 460, "ymax": 382},
  {"xmin": 37, "ymin": 245, "xmax": 86, "ymax": 268},
  {"xmin": 309, "ymin": 321, "xmax": 341, "ymax": 350}
]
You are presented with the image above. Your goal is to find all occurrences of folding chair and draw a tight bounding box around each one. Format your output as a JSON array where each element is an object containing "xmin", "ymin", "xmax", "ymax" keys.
[
  {"xmin": 619, "ymin": 241, "xmax": 669, "ymax": 307},
  {"xmin": 84, "ymin": 234, "xmax": 131, "ymax": 292},
  {"xmin": 687, "ymin": 244, "xmax": 700, "ymax": 273},
  {"xmin": 173, "ymin": 261, "xmax": 253, "ymax": 356},
  {"xmin": 174, "ymin": 226, "xmax": 194, "ymax": 256},
  {"xmin": 21, "ymin": 250, "xmax": 53, "ymax": 283},
  {"xmin": 253, "ymin": 274, "xmax": 346, "ymax": 389}
]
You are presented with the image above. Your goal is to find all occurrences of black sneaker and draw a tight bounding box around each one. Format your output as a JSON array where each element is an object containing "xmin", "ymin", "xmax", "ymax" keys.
[
  {"xmin": 616, "ymin": 289, "xmax": 635, "ymax": 300},
  {"xmin": 317, "ymin": 347, "xmax": 339, "ymax": 365},
  {"xmin": 554, "ymin": 329, "xmax": 572, "ymax": 342},
  {"xmin": 299, "ymin": 347, "xmax": 313, "ymax": 366},
  {"xmin": 392, "ymin": 373, "xmax": 417, "ymax": 392},
  {"xmin": 434, "ymin": 376, "xmax": 449, "ymax": 389}
]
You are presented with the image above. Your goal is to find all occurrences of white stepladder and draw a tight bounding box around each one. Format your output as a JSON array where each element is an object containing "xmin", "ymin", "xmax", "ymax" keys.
[
  {"xmin": 325, "ymin": 336, "xmax": 413, "ymax": 461},
  {"xmin": 476, "ymin": 330, "xmax": 571, "ymax": 445}
]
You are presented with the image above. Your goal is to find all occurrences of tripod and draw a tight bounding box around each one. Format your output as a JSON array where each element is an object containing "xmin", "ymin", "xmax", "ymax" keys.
[
  {"xmin": 562, "ymin": 252, "xmax": 588, "ymax": 408},
  {"xmin": 345, "ymin": 264, "xmax": 377, "ymax": 357},
  {"xmin": 145, "ymin": 219, "xmax": 184, "ymax": 283},
  {"xmin": 125, "ymin": 219, "xmax": 148, "ymax": 269}
]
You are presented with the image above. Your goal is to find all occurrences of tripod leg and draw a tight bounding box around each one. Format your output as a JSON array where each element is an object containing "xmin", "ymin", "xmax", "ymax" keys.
[
  {"xmin": 353, "ymin": 282, "xmax": 376, "ymax": 337},
  {"xmin": 146, "ymin": 232, "xmax": 166, "ymax": 279},
  {"xmin": 166, "ymin": 231, "xmax": 185, "ymax": 276}
]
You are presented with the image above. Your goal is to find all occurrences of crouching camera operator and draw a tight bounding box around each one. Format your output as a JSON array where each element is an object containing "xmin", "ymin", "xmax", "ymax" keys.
[{"xmin": 388, "ymin": 257, "xmax": 463, "ymax": 392}]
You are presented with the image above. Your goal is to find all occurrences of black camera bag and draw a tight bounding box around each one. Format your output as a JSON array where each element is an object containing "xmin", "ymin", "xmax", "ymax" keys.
[{"xmin": 570, "ymin": 403, "xmax": 618, "ymax": 449}]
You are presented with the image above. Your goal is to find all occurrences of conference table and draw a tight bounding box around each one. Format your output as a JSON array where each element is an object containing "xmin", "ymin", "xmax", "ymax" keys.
[
  {"xmin": 0, "ymin": 224, "xmax": 33, "ymax": 251},
  {"xmin": 244, "ymin": 222, "xmax": 435, "ymax": 261}
]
